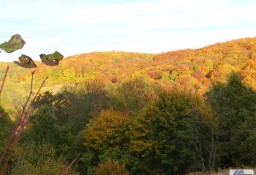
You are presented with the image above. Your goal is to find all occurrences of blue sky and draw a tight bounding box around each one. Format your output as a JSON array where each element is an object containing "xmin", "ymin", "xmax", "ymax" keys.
[{"xmin": 0, "ymin": 0, "xmax": 256, "ymax": 61}]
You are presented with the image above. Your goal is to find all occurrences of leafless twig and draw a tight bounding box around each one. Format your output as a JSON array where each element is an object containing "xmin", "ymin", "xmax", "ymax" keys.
[{"xmin": 60, "ymin": 154, "xmax": 80, "ymax": 175}]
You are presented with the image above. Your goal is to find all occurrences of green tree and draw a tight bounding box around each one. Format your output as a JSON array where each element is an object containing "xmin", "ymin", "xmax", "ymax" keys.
[
  {"xmin": 32, "ymin": 80, "xmax": 110, "ymax": 134},
  {"xmin": 26, "ymin": 106, "xmax": 62, "ymax": 146},
  {"xmin": 79, "ymin": 109, "xmax": 132, "ymax": 174},
  {"xmin": 112, "ymin": 74, "xmax": 162, "ymax": 114},
  {"xmin": 32, "ymin": 91, "xmax": 70, "ymax": 125},
  {"xmin": 22, "ymin": 106, "xmax": 73, "ymax": 158},
  {"xmin": 127, "ymin": 91, "xmax": 216, "ymax": 174},
  {"xmin": 11, "ymin": 143, "xmax": 78, "ymax": 175},
  {"xmin": 0, "ymin": 106, "xmax": 13, "ymax": 155},
  {"xmin": 207, "ymin": 72, "xmax": 256, "ymax": 167}
]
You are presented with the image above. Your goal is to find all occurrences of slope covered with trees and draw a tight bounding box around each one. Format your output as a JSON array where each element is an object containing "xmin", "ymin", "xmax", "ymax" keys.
[
  {"xmin": 1, "ymin": 37, "xmax": 256, "ymax": 174},
  {"xmin": 2, "ymin": 72, "xmax": 256, "ymax": 174},
  {"xmin": 1, "ymin": 37, "xmax": 256, "ymax": 111}
]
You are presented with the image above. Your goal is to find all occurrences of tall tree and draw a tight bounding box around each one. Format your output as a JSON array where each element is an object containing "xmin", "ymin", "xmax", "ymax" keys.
[
  {"xmin": 112, "ymin": 74, "xmax": 162, "ymax": 114},
  {"xmin": 207, "ymin": 72, "xmax": 256, "ymax": 167},
  {"xmin": 127, "ymin": 91, "xmax": 216, "ymax": 174}
]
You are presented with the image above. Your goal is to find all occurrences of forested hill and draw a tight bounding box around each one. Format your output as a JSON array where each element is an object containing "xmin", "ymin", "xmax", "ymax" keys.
[
  {"xmin": 1, "ymin": 37, "xmax": 256, "ymax": 109},
  {"xmin": 1, "ymin": 37, "xmax": 256, "ymax": 174}
]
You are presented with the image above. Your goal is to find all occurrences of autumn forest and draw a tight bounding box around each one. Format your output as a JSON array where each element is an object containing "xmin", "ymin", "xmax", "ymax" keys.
[{"xmin": 1, "ymin": 36, "xmax": 256, "ymax": 174}]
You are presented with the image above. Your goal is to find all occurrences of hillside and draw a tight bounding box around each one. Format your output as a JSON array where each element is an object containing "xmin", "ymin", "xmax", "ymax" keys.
[{"xmin": 1, "ymin": 37, "xmax": 256, "ymax": 110}]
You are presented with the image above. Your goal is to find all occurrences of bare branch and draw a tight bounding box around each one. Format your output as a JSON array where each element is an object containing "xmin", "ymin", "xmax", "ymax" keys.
[
  {"xmin": 0, "ymin": 66, "xmax": 10, "ymax": 102},
  {"xmin": 60, "ymin": 154, "xmax": 79, "ymax": 175},
  {"xmin": 26, "ymin": 76, "xmax": 48, "ymax": 116},
  {"xmin": 0, "ymin": 136, "xmax": 17, "ymax": 175},
  {"xmin": 0, "ymin": 73, "xmax": 47, "ymax": 174}
]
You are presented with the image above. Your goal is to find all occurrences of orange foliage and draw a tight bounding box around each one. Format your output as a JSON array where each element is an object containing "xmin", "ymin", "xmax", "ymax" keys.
[{"xmin": 1, "ymin": 37, "xmax": 256, "ymax": 105}]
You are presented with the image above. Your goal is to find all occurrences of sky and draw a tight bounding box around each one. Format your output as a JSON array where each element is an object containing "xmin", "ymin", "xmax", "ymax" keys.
[{"xmin": 0, "ymin": 0, "xmax": 256, "ymax": 62}]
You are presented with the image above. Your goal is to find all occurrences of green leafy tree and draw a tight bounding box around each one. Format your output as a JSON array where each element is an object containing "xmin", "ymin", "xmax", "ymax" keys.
[
  {"xmin": 31, "ymin": 91, "xmax": 70, "ymax": 125},
  {"xmin": 11, "ymin": 143, "xmax": 78, "ymax": 175},
  {"xmin": 0, "ymin": 106, "xmax": 13, "ymax": 155},
  {"xmin": 98, "ymin": 148, "xmax": 133, "ymax": 168},
  {"xmin": 68, "ymin": 79, "xmax": 110, "ymax": 131},
  {"xmin": 79, "ymin": 109, "xmax": 132, "ymax": 174},
  {"xmin": 207, "ymin": 72, "xmax": 256, "ymax": 167},
  {"xmin": 25, "ymin": 106, "xmax": 62, "ymax": 146},
  {"xmin": 112, "ymin": 74, "xmax": 162, "ymax": 114},
  {"xmin": 127, "ymin": 91, "xmax": 216, "ymax": 174}
]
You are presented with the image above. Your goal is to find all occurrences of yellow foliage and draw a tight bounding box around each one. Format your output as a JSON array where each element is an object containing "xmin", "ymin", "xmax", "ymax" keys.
[
  {"xmin": 83, "ymin": 109, "xmax": 131, "ymax": 151},
  {"xmin": 96, "ymin": 160, "xmax": 129, "ymax": 175}
]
